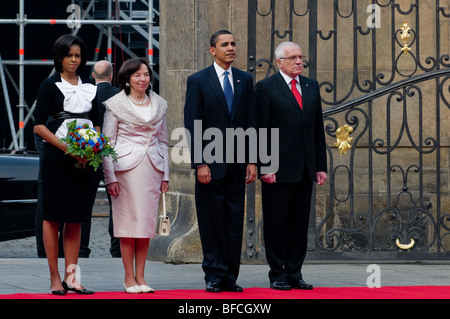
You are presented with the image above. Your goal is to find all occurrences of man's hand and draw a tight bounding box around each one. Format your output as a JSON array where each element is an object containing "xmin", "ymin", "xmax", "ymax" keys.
[
  {"xmin": 260, "ymin": 173, "xmax": 276, "ymax": 184},
  {"xmin": 316, "ymin": 171, "xmax": 327, "ymax": 185},
  {"xmin": 197, "ymin": 165, "xmax": 211, "ymax": 184},
  {"xmin": 245, "ymin": 164, "xmax": 257, "ymax": 184}
]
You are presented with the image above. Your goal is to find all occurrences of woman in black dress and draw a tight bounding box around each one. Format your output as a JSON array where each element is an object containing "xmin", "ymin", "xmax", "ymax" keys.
[{"xmin": 34, "ymin": 34, "xmax": 98, "ymax": 295}]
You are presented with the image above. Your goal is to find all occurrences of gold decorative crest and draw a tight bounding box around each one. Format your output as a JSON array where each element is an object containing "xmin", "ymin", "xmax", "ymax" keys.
[
  {"xmin": 334, "ymin": 125, "xmax": 354, "ymax": 156},
  {"xmin": 400, "ymin": 22, "xmax": 412, "ymax": 54}
]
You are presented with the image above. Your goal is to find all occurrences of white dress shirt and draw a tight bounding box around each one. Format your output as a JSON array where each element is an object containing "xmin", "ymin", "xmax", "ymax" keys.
[
  {"xmin": 279, "ymin": 70, "xmax": 302, "ymax": 96},
  {"xmin": 213, "ymin": 62, "xmax": 234, "ymax": 93}
]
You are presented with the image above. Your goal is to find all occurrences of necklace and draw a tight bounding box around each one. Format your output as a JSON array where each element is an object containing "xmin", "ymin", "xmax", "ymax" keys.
[{"xmin": 128, "ymin": 94, "xmax": 149, "ymax": 106}]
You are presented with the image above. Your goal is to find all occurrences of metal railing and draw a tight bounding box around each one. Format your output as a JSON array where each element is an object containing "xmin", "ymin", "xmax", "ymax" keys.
[{"xmin": 246, "ymin": 0, "xmax": 450, "ymax": 260}]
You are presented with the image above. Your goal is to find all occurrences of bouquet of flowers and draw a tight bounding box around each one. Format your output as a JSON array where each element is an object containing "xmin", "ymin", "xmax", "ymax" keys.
[{"xmin": 60, "ymin": 120, "xmax": 117, "ymax": 171}]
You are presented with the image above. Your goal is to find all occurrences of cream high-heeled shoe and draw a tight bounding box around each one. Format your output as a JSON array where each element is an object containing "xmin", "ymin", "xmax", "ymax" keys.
[
  {"xmin": 124, "ymin": 282, "xmax": 142, "ymax": 294},
  {"xmin": 139, "ymin": 284, "xmax": 155, "ymax": 293}
]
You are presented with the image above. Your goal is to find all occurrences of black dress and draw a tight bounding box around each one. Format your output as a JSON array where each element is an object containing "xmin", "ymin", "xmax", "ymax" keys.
[{"xmin": 34, "ymin": 73, "xmax": 100, "ymax": 223}]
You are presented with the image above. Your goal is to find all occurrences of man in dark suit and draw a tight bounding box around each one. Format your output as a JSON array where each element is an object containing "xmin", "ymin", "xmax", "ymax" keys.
[
  {"xmin": 91, "ymin": 60, "xmax": 121, "ymax": 257},
  {"xmin": 184, "ymin": 30, "xmax": 257, "ymax": 292},
  {"xmin": 255, "ymin": 41, "xmax": 327, "ymax": 290},
  {"xmin": 92, "ymin": 60, "xmax": 120, "ymax": 128}
]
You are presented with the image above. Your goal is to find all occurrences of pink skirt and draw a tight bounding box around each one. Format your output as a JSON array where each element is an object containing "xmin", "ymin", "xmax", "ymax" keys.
[{"xmin": 111, "ymin": 155, "xmax": 163, "ymax": 238}]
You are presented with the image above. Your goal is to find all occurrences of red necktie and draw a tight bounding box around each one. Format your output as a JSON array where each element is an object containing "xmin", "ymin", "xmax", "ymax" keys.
[{"xmin": 291, "ymin": 79, "xmax": 303, "ymax": 110}]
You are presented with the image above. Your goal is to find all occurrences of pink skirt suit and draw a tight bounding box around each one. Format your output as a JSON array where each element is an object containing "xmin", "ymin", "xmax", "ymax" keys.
[{"xmin": 102, "ymin": 90, "xmax": 169, "ymax": 238}]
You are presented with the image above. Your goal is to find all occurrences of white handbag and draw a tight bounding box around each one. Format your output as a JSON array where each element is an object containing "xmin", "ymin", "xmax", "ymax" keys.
[{"xmin": 157, "ymin": 192, "xmax": 170, "ymax": 236}]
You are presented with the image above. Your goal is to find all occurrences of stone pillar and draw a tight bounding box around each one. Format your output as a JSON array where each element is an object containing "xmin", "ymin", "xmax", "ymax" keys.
[{"xmin": 149, "ymin": 0, "xmax": 249, "ymax": 262}]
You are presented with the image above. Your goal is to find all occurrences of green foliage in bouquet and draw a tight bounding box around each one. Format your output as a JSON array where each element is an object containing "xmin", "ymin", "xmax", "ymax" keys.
[{"xmin": 60, "ymin": 120, "xmax": 117, "ymax": 171}]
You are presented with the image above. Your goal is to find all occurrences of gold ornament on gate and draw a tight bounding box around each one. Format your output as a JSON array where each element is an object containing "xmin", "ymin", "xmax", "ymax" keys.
[
  {"xmin": 400, "ymin": 22, "xmax": 412, "ymax": 55},
  {"xmin": 334, "ymin": 124, "xmax": 354, "ymax": 156},
  {"xmin": 396, "ymin": 238, "xmax": 415, "ymax": 250}
]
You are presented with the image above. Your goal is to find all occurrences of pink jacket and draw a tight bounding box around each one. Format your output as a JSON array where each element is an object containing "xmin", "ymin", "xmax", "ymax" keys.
[{"xmin": 102, "ymin": 90, "xmax": 169, "ymax": 185}]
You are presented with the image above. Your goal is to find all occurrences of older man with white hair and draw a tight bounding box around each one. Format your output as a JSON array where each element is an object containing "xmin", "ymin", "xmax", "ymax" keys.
[{"xmin": 255, "ymin": 41, "xmax": 327, "ymax": 291}]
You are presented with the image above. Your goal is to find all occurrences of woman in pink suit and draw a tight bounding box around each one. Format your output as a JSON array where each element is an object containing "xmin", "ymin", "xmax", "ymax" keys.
[{"xmin": 102, "ymin": 58, "xmax": 169, "ymax": 293}]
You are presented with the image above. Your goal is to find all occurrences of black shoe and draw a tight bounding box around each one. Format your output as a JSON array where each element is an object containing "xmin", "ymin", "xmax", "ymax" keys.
[
  {"xmin": 205, "ymin": 281, "xmax": 222, "ymax": 293},
  {"xmin": 288, "ymin": 278, "xmax": 313, "ymax": 290},
  {"xmin": 62, "ymin": 281, "xmax": 95, "ymax": 295},
  {"xmin": 223, "ymin": 282, "xmax": 244, "ymax": 292},
  {"xmin": 270, "ymin": 280, "xmax": 291, "ymax": 290},
  {"xmin": 51, "ymin": 285, "xmax": 67, "ymax": 296}
]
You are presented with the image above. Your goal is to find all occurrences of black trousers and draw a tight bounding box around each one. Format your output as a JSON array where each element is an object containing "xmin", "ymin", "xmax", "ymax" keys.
[
  {"xmin": 195, "ymin": 164, "xmax": 245, "ymax": 284},
  {"xmin": 262, "ymin": 174, "xmax": 313, "ymax": 283}
]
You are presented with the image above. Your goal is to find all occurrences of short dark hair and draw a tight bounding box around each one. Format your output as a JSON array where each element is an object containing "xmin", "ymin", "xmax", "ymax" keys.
[
  {"xmin": 210, "ymin": 30, "xmax": 233, "ymax": 47},
  {"xmin": 117, "ymin": 58, "xmax": 152, "ymax": 95},
  {"xmin": 53, "ymin": 34, "xmax": 88, "ymax": 75}
]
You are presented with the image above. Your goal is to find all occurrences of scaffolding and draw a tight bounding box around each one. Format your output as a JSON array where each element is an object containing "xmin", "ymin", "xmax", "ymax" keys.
[{"xmin": 0, "ymin": 0, "xmax": 159, "ymax": 151}]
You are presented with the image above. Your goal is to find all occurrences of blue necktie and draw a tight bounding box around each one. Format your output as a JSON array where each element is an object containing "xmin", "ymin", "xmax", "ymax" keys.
[{"xmin": 223, "ymin": 71, "xmax": 233, "ymax": 113}]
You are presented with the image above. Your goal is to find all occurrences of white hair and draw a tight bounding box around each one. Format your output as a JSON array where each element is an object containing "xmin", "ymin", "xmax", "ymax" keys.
[{"xmin": 275, "ymin": 41, "xmax": 301, "ymax": 59}]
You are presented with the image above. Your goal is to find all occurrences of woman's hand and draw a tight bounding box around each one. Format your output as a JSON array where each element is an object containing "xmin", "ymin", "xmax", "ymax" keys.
[
  {"xmin": 71, "ymin": 154, "xmax": 88, "ymax": 164},
  {"xmin": 107, "ymin": 182, "xmax": 120, "ymax": 196},
  {"xmin": 161, "ymin": 181, "xmax": 169, "ymax": 193}
]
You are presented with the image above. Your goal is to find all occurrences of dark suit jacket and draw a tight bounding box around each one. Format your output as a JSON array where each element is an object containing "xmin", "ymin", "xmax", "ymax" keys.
[
  {"xmin": 255, "ymin": 72, "xmax": 327, "ymax": 183},
  {"xmin": 96, "ymin": 82, "xmax": 120, "ymax": 129},
  {"xmin": 184, "ymin": 65, "xmax": 257, "ymax": 180}
]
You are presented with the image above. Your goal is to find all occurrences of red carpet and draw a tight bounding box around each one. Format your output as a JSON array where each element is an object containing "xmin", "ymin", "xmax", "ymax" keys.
[{"xmin": 1, "ymin": 286, "xmax": 449, "ymax": 299}]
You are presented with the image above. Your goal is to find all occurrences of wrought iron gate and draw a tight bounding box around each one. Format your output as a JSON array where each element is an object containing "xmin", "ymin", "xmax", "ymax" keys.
[{"xmin": 245, "ymin": 0, "xmax": 450, "ymax": 260}]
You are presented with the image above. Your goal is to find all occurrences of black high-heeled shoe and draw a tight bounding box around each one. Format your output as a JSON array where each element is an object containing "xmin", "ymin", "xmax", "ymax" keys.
[
  {"xmin": 62, "ymin": 281, "xmax": 95, "ymax": 295},
  {"xmin": 51, "ymin": 285, "xmax": 67, "ymax": 296}
]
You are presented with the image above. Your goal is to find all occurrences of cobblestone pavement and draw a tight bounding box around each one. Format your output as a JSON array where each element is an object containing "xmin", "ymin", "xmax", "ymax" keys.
[
  {"xmin": 2, "ymin": 201, "xmax": 450, "ymax": 294},
  {"xmin": 0, "ymin": 217, "xmax": 112, "ymax": 258},
  {"xmin": 1, "ymin": 216, "xmax": 450, "ymax": 296}
]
